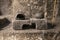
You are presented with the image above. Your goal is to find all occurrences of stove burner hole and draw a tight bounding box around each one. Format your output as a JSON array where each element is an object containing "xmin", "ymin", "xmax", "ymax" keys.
[
  {"xmin": 22, "ymin": 23, "xmax": 36, "ymax": 30},
  {"xmin": 16, "ymin": 14, "xmax": 25, "ymax": 20}
]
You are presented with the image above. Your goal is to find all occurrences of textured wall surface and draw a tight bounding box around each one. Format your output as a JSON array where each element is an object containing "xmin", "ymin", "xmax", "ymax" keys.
[{"xmin": 0, "ymin": 0, "xmax": 60, "ymax": 40}]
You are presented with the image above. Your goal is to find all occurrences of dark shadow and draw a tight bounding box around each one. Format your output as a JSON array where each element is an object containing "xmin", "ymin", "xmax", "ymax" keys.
[
  {"xmin": 47, "ymin": 23, "xmax": 56, "ymax": 29},
  {"xmin": 31, "ymin": 23, "xmax": 36, "ymax": 29},
  {"xmin": 0, "ymin": 10, "xmax": 2, "ymax": 15},
  {"xmin": 40, "ymin": 13, "xmax": 44, "ymax": 19},
  {"xmin": 16, "ymin": 14, "xmax": 25, "ymax": 20},
  {"xmin": 0, "ymin": 18, "xmax": 11, "ymax": 30},
  {"xmin": 22, "ymin": 23, "xmax": 36, "ymax": 30}
]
